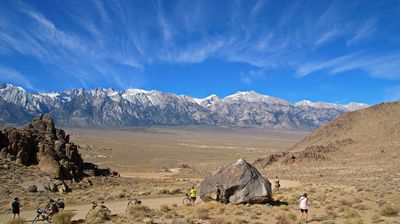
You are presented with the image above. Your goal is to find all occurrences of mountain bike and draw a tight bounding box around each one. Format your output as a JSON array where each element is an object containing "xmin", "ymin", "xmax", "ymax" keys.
[
  {"xmin": 126, "ymin": 198, "xmax": 142, "ymax": 211},
  {"xmin": 32, "ymin": 198, "xmax": 64, "ymax": 223},
  {"xmin": 182, "ymin": 193, "xmax": 195, "ymax": 206}
]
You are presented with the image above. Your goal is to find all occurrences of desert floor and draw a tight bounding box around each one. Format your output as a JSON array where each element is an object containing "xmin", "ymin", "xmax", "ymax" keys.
[{"xmin": 1, "ymin": 127, "xmax": 399, "ymax": 223}]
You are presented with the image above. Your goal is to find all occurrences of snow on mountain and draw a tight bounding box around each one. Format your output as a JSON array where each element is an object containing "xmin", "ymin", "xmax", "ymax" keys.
[
  {"xmin": 0, "ymin": 83, "xmax": 370, "ymax": 129},
  {"xmin": 295, "ymin": 100, "xmax": 368, "ymax": 111},
  {"xmin": 224, "ymin": 91, "xmax": 290, "ymax": 105},
  {"xmin": 193, "ymin": 94, "xmax": 220, "ymax": 107}
]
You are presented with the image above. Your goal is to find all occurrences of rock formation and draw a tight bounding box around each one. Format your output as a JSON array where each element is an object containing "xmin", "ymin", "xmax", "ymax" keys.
[
  {"xmin": 0, "ymin": 114, "xmax": 83, "ymax": 181},
  {"xmin": 198, "ymin": 159, "xmax": 272, "ymax": 204}
]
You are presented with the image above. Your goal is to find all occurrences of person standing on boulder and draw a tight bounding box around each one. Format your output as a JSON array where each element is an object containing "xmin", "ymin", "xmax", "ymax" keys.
[
  {"xmin": 299, "ymin": 193, "xmax": 308, "ymax": 222},
  {"xmin": 274, "ymin": 176, "xmax": 280, "ymax": 190},
  {"xmin": 11, "ymin": 197, "xmax": 20, "ymax": 220}
]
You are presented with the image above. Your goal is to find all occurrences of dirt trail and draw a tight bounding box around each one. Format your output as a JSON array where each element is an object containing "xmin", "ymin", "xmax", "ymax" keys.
[
  {"xmin": 0, "ymin": 196, "xmax": 184, "ymax": 222},
  {"xmin": 0, "ymin": 180, "xmax": 301, "ymax": 223}
]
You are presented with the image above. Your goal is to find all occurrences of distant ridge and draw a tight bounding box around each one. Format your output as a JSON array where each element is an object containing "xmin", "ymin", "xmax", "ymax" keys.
[{"xmin": 0, "ymin": 83, "xmax": 369, "ymax": 129}]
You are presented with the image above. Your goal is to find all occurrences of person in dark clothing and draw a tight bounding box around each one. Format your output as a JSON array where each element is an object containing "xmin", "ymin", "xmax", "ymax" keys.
[{"xmin": 12, "ymin": 197, "xmax": 20, "ymax": 220}]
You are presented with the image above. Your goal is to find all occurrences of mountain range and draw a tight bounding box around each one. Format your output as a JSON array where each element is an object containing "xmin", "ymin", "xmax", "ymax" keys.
[{"xmin": 0, "ymin": 83, "xmax": 369, "ymax": 129}]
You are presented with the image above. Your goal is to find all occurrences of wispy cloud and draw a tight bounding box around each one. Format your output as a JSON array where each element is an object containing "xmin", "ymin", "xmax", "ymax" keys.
[
  {"xmin": 347, "ymin": 18, "xmax": 378, "ymax": 46},
  {"xmin": 159, "ymin": 38, "xmax": 226, "ymax": 64},
  {"xmin": 240, "ymin": 68, "xmax": 269, "ymax": 85},
  {"xmin": 315, "ymin": 29, "xmax": 342, "ymax": 46},
  {"xmin": 0, "ymin": 66, "xmax": 34, "ymax": 89},
  {"xmin": 297, "ymin": 52, "xmax": 400, "ymax": 80},
  {"xmin": 156, "ymin": 0, "xmax": 174, "ymax": 43},
  {"xmin": 0, "ymin": 0, "xmax": 398, "ymax": 90}
]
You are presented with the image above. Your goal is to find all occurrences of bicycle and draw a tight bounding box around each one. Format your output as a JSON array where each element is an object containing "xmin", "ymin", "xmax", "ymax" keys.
[
  {"xmin": 32, "ymin": 198, "xmax": 64, "ymax": 223},
  {"xmin": 126, "ymin": 198, "xmax": 142, "ymax": 211},
  {"xmin": 182, "ymin": 193, "xmax": 195, "ymax": 206}
]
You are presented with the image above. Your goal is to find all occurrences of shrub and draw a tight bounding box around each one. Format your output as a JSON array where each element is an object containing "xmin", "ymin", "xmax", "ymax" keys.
[
  {"xmin": 312, "ymin": 214, "xmax": 328, "ymax": 221},
  {"xmin": 169, "ymin": 188, "xmax": 182, "ymax": 194},
  {"xmin": 274, "ymin": 212, "xmax": 292, "ymax": 224},
  {"xmin": 85, "ymin": 206, "xmax": 111, "ymax": 224},
  {"xmin": 342, "ymin": 209, "xmax": 360, "ymax": 218},
  {"xmin": 287, "ymin": 212, "xmax": 297, "ymax": 221},
  {"xmin": 338, "ymin": 199, "xmax": 353, "ymax": 207},
  {"xmin": 128, "ymin": 205, "xmax": 154, "ymax": 220},
  {"xmin": 53, "ymin": 211, "xmax": 75, "ymax": 224},
  {"xmin": 196, "ymin": 208, "xmax": 209, "ymax": 220},
  {"xmin": 172, "ymin": 218, "xmax": 188, "ymax": 224},
  {"xmin": 353, "ymin": 203, "xmax": 368, "ymax": 210},
  {"xmin": 160, "ymin": 204, "xmax": 171, "ymax": 212},
  {"xmin": 210, "ymin": 218, "xmax": 226, "ymax": 224},
  {"xmin": 279, "ymin": 205, "xmax": 289, "ymax": 211},
  {"xmin": 379, "ymin": 204, "xmax": 399, "ymax": 217},
  {"xmin": 343, "ymin": 218, "xmax": 363, "ymax": 224},
  {"xmin": 370, "ymin": 214, "xmax": 383, "ymax": 223},
  {"xmin": 325, "ymin": 209, "xmax": 338, "ymax": 218},
  {"xmin": 6, "ymin": 218, "xmax": 26, "ymax": 224}
]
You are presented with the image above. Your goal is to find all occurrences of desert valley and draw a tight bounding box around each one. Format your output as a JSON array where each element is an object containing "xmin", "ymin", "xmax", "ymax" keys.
[{"xmin": 0, "ymin": 101, "xmax": 399, "ymax": 224}]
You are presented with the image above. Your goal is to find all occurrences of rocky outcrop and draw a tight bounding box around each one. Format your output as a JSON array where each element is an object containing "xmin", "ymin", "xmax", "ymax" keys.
[
  {"xmin": 0, "ymin": 114, "xmax": 83, "ymax": 181},
  {"xmin": 198, "ymin": 159, "xmax": 272, "ymax": 204}
]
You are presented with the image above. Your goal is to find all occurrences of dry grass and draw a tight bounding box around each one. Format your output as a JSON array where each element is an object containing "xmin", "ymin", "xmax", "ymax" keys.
[
  {"xmin": 53, "ymin": 211, "xmax": 75, "ymax": 224},
  {"xmin": 5, "ymin": 218, "xmax": 26, "ymax": 224},
  {"xmin": 127, "ymin": 205, "xmax": 154, "ymax": 221},
  {"xmin": 195, "ymin": 207, "xmax": 209, "ymax": 220},
  {"xmin": 379, "ymin": 204, "xmax": 399, "ymax": 217}
]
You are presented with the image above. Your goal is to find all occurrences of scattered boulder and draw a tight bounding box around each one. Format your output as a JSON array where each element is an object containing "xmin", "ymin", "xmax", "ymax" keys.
[
  {"xmin": 253, "ymin": 153, "xmax": 283, "ymax": 168},
  {"xmin": 27, "ymin": 185, "xmax": 37, "ymax": 193},
  {"xmin": 198, "ymin": 159, "xmax": 272, "ymax": 204}
]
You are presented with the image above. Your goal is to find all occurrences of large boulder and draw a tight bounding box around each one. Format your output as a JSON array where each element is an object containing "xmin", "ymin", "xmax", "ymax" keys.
[
  {"xmin": 38, "ymin": 155, "xmax": 61, "ymax": 178},
  {"xmin": 198, "ymin": 159, "xmax": 272, "ymax": 204}
]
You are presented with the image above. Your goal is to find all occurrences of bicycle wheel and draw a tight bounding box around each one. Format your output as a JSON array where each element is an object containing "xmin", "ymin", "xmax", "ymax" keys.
[
  {"xmin": 46, "ymin": 214, "xmax": 53, "ymax": 223},
  {"xmin": 32, "ymin": 215, "xmax": 40, "ymax": 224},
  {"xmin": 182, "ymin": 198, "xmax": 191, "ymax": 206}
]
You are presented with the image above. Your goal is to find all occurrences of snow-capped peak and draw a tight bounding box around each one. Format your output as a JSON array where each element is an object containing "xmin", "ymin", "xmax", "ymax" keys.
[
  {"xmin": 0, "ymin": 83, "xmax": 26, "ymax": 92},
  {"xmin": 224, "ymin": 91, "xmax": 290, "ymax": 105}
]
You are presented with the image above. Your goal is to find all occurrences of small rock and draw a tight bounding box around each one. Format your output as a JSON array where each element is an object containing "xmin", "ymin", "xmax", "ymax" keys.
[
  {"xmin": 3, "ymin": 164, "xmax": 10, "ymax": 170},
  {"xmin": 27, "ymin": 185, "xmax": 37, "ymax": 193}
]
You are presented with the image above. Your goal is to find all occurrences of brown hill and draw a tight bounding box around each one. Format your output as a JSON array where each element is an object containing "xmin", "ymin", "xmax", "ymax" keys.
[
  {"xmin": 291, "ymin": 101, "xmax": 400, "ymax": 153},
  {"xmin": 254, "ymin": 101, "xmax": 400, "ymax": 167}
]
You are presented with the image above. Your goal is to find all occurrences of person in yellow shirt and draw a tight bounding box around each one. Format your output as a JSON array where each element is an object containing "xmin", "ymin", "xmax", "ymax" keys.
[{"xmin": 189, "ymin": 186, "xmax": 197, "ymax": 202}]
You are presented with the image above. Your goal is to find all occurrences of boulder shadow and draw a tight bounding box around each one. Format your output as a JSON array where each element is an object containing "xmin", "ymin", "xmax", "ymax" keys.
[{"xmin": 266, "ymin": 200, "xmax": 289, "ymax": 206}]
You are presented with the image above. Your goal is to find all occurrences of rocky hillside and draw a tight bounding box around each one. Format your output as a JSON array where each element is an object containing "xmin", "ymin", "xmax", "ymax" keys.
[
  {"xmin": 291, "ymin": 101, "xmax": 400, "ymax": 151},
  {"xmin": 254, "ymin": 101, "xmax": 400, "ymax": 166},
  {"xmin": 0, "ymin": 83, "xmax": 368, "ymax": 129}
]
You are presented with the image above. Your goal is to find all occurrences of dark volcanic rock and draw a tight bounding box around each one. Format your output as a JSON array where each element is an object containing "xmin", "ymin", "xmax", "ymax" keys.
[{"xmin": 199, "ymin": 159, "xmax": 272, "ymax": 204}]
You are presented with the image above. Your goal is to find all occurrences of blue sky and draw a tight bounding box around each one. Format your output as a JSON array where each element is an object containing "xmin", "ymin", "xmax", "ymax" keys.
[{"xmin": 0, "ymin": 0, "xmax": 400, "ymax": 104}]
